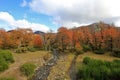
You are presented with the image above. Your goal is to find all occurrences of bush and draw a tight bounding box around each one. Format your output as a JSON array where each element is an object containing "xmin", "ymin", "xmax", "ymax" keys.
[
  {"xmin": 82, "ymin": 45, "xmax": 91, "ymax": 52},
  {"xmin": 0, "ymin": 58, "xmax": 9, "ymax": 72},
  {"xmin": 77, "ymin": 57, "xmax": 120, "ymax": 80},
  {"xmin": 15, "ymin": 47, "xmax": 27, "ymax": 53},
  {"xmin": 14, "ymin": 48, "xmax": 21, "ymax": 53},
  {"xmin": 94, "ymin": 48, "xmax": 106, "ymax": 54},
  {"xmin": 112, "ymin": 48, "xmax": 120, "ymax": 58},
  {"xmin": 0, "ymin": 50, "xmax": 14, "ymax": 63},
  {"xmin": 110, "ymin": 67, "xmax": 120, "ymax": 80},
  {"xmin": 0, "ymin": 77, "xmax": 15, "ymax": 80},
  {"xmin": 83, "ymin": 57, "xmax": 91, "ymax": 64},
  {"xmin": 20, "ymin": 63, "xmax": 36, "ymax": 77},
  {"xmin": 113, "ymin": 59, "xmax": 120, "ymax": 64},
  {"xmin": 43, "ymin": 53, "xmax": 51, "ymax": 61},
  {"xmin": 75, "ymin": 49, "xmax": 84, "ymax": 55},
  {"xmin": 0, "ymin": 50, "xmax": 14, "ymax": 72},
  {"xmin": 27, "ymin": 47, "xmax": 36, "ymax": 52}
]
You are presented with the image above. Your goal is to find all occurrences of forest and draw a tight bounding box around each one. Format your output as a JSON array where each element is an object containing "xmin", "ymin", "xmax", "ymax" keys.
[
  {"xmin": 0, "ymin": 22, "xmax": 120, "ymax": 80},
  {"xmin": 0, "ymin": 22, "xmax": 120, "ymax": 56}
]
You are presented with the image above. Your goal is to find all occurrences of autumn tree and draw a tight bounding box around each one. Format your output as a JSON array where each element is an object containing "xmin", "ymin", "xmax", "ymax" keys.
[
  {"xmin": 56, "ymin": 27, "xmax": 71, "ymax": 51},
  {"xmin": 103, "ymin": 27, "xmax": 119, "ymax": 51},
  {"xmin": 69, "ymin": 29, "xmax": 81, "ymax": 49},
  {"xmin": 72, "ymin": 27, "xmax": 92, "ymax": 51},
  {"xmin": 0, "ymin": 29, "xmax": 11, "ymax": 49},
  {"xmin": 33, "ymin": 34, "xmax": 42, "ymax": 48},
  {"xmin": 0, "ymin": 22, "xmax": 119, "ymax": 53},
  {"xmin": 8, "ymin": 30, "xmax": 22, "ymax": 48},
  {"xmin": 16, "ymin": 28, "xmax": 33, "ymax": 48}
]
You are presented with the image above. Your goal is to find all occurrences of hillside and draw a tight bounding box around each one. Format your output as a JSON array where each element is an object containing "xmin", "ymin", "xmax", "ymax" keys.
[{"xmin": 72, "ymin": 22, "xmax": 120, "ymax": 32}]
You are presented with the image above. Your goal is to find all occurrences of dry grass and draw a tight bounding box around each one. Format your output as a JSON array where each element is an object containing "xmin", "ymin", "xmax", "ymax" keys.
[
  {"xmin": 0, "ymin": 51, "xmax": 52, "ymax": 80},
  {"xmin": 47, "ymin": 53, "xmax": 75, "ymax": 80},
  {"xmin": 0, "ymin": 51, "xmax": 119, "ymax": 80},
  {"xmin": 76, "ymin": 52, "xmax": 120, "ymax": 63}
]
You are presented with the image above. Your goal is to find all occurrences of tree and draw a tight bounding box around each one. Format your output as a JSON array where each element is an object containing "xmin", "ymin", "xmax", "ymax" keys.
[
  {"xmin": 33, "ymin": 34, "xmax": 42, "ymax": 48},
  {"xmin": 104, "ymin": 27, "xmax": 119, "ymax": 51},
  {"xmin": 0, "ymin": 29, "xmax": 11, "ymax": 49},
  {"xmin": 8, "ymin": 28, "xmax": 33, "ymax": 48},
  {"xmin": 43, "ymin": 32, "xmax": 56, "ymax": 51},
  {"xmin": 17, "ymin": 28, "xmax": 33, "ymax": 47},
  {"xmin": 56, "ymin": 27, "xmax": 71, "ymax": 51}
]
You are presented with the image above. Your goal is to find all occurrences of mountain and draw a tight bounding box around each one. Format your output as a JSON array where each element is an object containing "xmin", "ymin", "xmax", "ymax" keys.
[
  {"xmin": 34, "ymin": 31, "xmax": 45, "ymax": 35},
  {"xmin": 76, "ymin": 22, "xmax": 120, "ymax": 31}
]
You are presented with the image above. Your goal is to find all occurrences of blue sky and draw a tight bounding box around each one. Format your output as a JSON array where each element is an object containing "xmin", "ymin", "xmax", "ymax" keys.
[
  {"xmin": 0, "ymin": 0, "xmax": 58, "ymax": 32},
  {"xmin": 0, "ymin": 0, "xmax": 120, "ymax": 32}
]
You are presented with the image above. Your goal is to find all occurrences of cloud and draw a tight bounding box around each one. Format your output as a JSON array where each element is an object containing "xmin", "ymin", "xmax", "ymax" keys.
[
  {"xmin": 29, "ymin": 0, "xmax": 120, "ymax": 27},
  {"xmin": 114, "ymin": 19, "xmax": 120, "ymax": 27},
  {"xmin": 0, "ymin": 12, "xmax": 50, "ymax": 32},
  {"xmin": 0, "ymin": 12, "xmax": 14, "ymax": 23},
  {"xmin": 20, "ymin": 0, "xmax": 27, "ymax": 7}
]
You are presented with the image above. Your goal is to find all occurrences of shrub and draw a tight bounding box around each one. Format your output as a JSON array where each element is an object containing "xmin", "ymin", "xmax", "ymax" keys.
[
  {"xmin": 43, "ymin": 53, "xmax": 51, "ymax": 61},
  {"xmin": 82, "ymin": 45, "xmax": 91, "ymax": 52},
  {"xmin": 94, "ymin": 48, "xmax": 106, "ymax": 54},
  {"xmin": 0, "ymin": 50, "xmax": 14, "ymax": 63},
  {"xmin": 15, "ymin": 47, "xmax": 27, "ymax": 53},
  {"xmin": 113, "ymin": 59, "xmax": 120, "ymax": 64},
  {"xmin": 83, "ymin": 57, "xmax": 91, "ymax": 64},
  {"xmin": 0, "ymin": 58, "xmax": 9, "ymax": 72},
  {"xmin": 27, "ymin": 47, "xmax": 36, "ymax": 52},
  {"xmin": 75, "ymin": 49, "xmax": 84, "ymax": 55},
  {"xmin": 77, "ymin": 57, "xmax": 120, "ymax": 80},
  {"xmin": 110, "ymin": 67, "xmax": 120, "ymax": 80},
  {"xmin": 112, "ymin": 48, "xmax": 120, "ymax": 58},
  {"xmin": 20, "ymin": 63, "xmax": 36, "ymax": 77},
  {"xmin": 14, "ymin": 48, "xmax": 21, "ymax": 53},
  {"xmin": 0, "ymin": 50, "xmax": 14, "ymax": 72},
  {"xmin": 99, "ymin": 65, "xmax": 111, "ymax": 80},
  {"xmin": 104, "ymin": 61, "xmax": 111, "ymax": 67}
]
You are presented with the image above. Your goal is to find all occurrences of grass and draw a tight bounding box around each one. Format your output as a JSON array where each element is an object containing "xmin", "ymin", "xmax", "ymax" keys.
[
  {"xmin": 76, "ymin": 51, "xmax": 120, "ymax": 70},
  {"xmin": 0, "ymin": 51, "xmax": 52, "ymax": 80},
  {"xmin": 0, "ymin": 51, "xmax": 119, "ymax": 80},
  {"xmin": 76, "ymin": 52, "xmax": 120, "ymax": 62}
]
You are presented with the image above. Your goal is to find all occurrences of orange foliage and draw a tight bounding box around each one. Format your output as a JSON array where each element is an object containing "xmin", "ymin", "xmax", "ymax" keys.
[
  {"xmin": 0, "ymin": 22, "xmax": 119, "ymax": 51},
  {"xmin": 33, "ymin": 34, "xmax": 42, "ymax": 48}
]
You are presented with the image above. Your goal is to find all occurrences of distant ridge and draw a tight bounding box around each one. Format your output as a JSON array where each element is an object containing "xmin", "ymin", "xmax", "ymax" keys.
[
  {"xmin": 72, "ymin": 22, "xmax": 120, "ymax": 31},
  {"xmin": 7, "ymin": 30, "xmax": 15, "ymax": 33},
  {"xmin": 34, "ymin": 31, "xmax": 45, "ymax": 34},
  {"xmin": 4, "ymin": 22, "xmax": 120, "ymax": 33}
]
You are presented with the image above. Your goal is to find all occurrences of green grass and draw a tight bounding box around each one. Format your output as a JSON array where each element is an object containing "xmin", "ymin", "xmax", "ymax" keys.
[
  {"xmin": 77, "ymin": 57, "xmax": 120, "ymax": 80},
  {"xmin": 0, "ymin": 77, "xmax": 15, "ymax": 80}
]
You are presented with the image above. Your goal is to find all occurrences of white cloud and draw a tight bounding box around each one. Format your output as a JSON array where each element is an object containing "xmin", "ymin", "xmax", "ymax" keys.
[
  {"xmin": 29, "ymin": 0, "xmax": 120, "ymax": 27},
  {"xmin": 114, "ymin": 20, "xmax": 120, "ymax": 27},
  {"xmin": 0, "ymin": 12, "xmax": 14, "ymax": 23},
  {"xmin": 0, "ymin": 12, "xmax": 50, "ymax": 32},
  {"xmin": 20, "ymin": 0, "xmax": 27, "ymax": 7}
]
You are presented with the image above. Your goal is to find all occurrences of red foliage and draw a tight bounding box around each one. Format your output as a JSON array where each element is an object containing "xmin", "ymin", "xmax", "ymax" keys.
[{"xmin": 33, "ymin": 34, "xmax": 42, "ymax": 48}]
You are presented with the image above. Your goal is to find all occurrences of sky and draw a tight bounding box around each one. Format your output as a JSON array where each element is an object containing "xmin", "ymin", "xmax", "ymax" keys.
[{"xmin": 0, "ymin": 0, "xmax": 120, "ymax": 32}]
